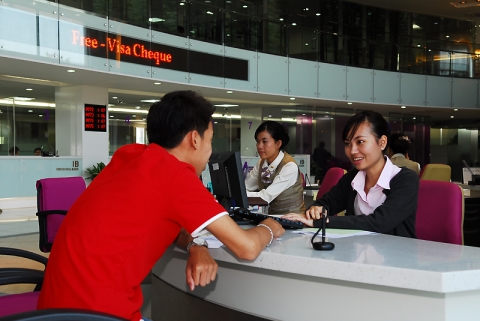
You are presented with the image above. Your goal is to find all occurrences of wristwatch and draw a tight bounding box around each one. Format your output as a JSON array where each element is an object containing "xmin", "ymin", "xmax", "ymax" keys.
[{"xmin": 187, "ymin": 237, "xmax": 208, "ymax": 253}]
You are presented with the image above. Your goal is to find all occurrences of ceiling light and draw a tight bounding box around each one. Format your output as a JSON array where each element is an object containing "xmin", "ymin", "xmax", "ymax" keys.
[
  {"xmin": 39, "ymin": 114, "xmax": 43, "ymax": 117},
  {"xmin": 347, "ymin": 102, "xmax": 352, "ymax": 105},
  {"xmin": 212, "ymin": 113, "xmax": 241, "ymax": 119},
  {"xmin": 149, "ymin": 18, "xmax": 165, "ymax": 22},
  {"xmin": 112, "ymin": 96, "xmax": 118, "ymax": 99},
  {"xmin": 446, "ymin": 35, "xmax": 450, "ymax": 38},
  {"xmin": 243, "ymin": 5, "xmax": 248, "ymax": 8},
  {"xmin": 417, "ymin": 44, "xmax": 421, "ymax": 47},
  {"xmin": 109, "ymin": 108, "xmax": 148, "ymax": 114},
  {"xmin": 154, "ymin": 82, "xmax": 161, "ymax": 85},
  {"xmin": 302, "ymin": 113, "xmax": 306, "ymax": 115},
  {"xmin": 26, "ymin": 88, "xmax": 33, "ymax": 91},
  {"xmin": 214, "ymin": 104, "xmax": 238, "ymax": 107},
  {"xmin": 290, "ymin": 97, "xmax": 295, "ymax": 100},
  {"xmin": 108, "ymin": 104, "xmax": 115, "ymax": 107},
  {"xmin": 451, "ymin": 116, "xmax": 454, "ymax": 118},
  {"xmin": 316, "ymin": 13, "xmax": 321, "ymax": 16},
  {"xmin": 413, "ymin": 117, "xmax": 416, "ymax": 120},
  {"xmin": 305, "ymin": 43, "xmax": 309, "ymax": 46},
  {"xmin": 226, "ymin": 91, "xmax": 233, "ymax": 94},
  {"xmin": 140, "ymin": 99, "xmax": 160, "ymax": 103},
  {"xmin": 7, "ymin": 97, "xmax": 34, "ymax": 101},
  {"xmin": 0, "ymin": 99, "xmax": 55, "ymax": 107},
  {"xmin": 67, "ymin": 69, "xmax": 75, "ymax": 73},
  {"xmin": 454, "ymin": 108, "xmax": 458, "ymax": 111},
  {"xmin": 292, "ymin": 23, "xmax": 297, "ymax": 26},
  {"xmin": 304, "ymin": 8, "xmax": 309, "ymax": 11},
  {"xmin": 279, "ymin": 18, "xmax": 284, "ymax": 21},
  {"xmin": 412, "ymin": 24, "xmax": 421, "ymax": 29},
  {"xmin": 180, "ymin": 2, "xmax": 184, "ymax": 5},
  {"xmin": 268, "ymin": 115, "xmax": 272, "ymax": 117},
  {"xmin": 401, "ymin": 106, "xmax": 406, "ymax": 109},
  {"xmin": 28, "ymin": 110, "xmax": 33, "ymax": 112},
  {"xmin": 206, "ymin": 11, "xmax": 213, "ymax": 15},
  {"xmin": 110, "ymin": 115, "xmax": 114, "ymax": 118},
  {"xmin": 135, "ymin": 106, "xmax": 141, "ymax": 109},
  {"xmin": 461, "ymin": 1, "xmax": 466, "ymax": 4}
]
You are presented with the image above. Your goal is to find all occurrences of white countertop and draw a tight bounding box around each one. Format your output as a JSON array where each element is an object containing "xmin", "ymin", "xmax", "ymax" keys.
[{"xmin": 186, "ymin": 229, "xmax": 480, "ymax": 294}]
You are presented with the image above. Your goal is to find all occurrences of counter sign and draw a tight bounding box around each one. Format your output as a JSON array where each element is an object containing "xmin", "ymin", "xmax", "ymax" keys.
[{"xmin": 84, "ymin": 104, "xmax": 107, "ymax": 132}]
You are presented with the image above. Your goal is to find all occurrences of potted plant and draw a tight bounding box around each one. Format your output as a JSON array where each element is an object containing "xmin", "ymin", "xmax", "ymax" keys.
[{"xmin": 85, "ymin": 162, "xmax": 106, "ymax": 180}]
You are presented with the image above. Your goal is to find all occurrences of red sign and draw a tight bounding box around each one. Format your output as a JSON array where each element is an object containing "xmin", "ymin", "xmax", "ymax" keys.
[{"xmin": 72, "ymin": 30, "xmax": 172, "ymax": 66}]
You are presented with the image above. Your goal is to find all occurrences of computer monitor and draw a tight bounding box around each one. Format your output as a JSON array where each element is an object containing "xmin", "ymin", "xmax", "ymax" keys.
[{"xmin": 208, "ymin": 151, "xmax": 249, "ymax": 211}]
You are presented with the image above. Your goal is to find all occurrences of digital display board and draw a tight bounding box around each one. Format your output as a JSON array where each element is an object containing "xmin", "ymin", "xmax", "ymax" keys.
[{"xmin": 84, "ymin": 104, "xmax": 107, "ymax": 132}]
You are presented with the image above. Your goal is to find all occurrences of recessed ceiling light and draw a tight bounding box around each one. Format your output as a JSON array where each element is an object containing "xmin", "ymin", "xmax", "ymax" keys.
[
  {"xmin": 148, "ymin": 18, "xmax": 165, "ymax": 22},
  {"xmin": 39, "ymin": 114, "xmax": 42, "ymax": 117},
  {"xmin": 108, "ymin": 104, "xmax": 115, "ymax": 107},
  {"xmin": 214, "ymin": 121, "xmax": 218, "ymax": 124},
  {"xmin": 67, "ymin": 69, "xmax": 75, "ymax": 73},
  {"xmin": 180, "ymin": 2, "xmax": 184, "ymax": 5},
  {"xmin": 268, "ymin": 115, "xmax": 272, "ymax": 117},
  {"xmin": 26, "ymin": 88, "xmax": 33, "ymax": 91},
  {"xmin": 9, "ymin": 97, "xmax": 34, "ymax": 101},
  {"xmin": 401, "ymin": 106, "xmax": 406, "ymax": 109},
  {"xmin": 454, "ymin": 108, "xmax": 458, "ymax": 111},
  {"xmin": 413, "ymin": 117, "xmax": 416, "ymax": 120},
  {"xmin": 243, "ymin": 5, "xmax": 247, "ymax": 8},
  {"xmin": 110, "ymin": 115, "xmax": 114, "ymax": 118},
  {"xmin": 316, "ymin": 13, "xmax": 321, "ymax": 16},
  {"xmin": 140, "ymin": 99, "xmax": 160, "ymax": 103},
  {"xmin": 292, "ymin": 23, "xmax": 297, "ymax": 26},
  {"xmin": 226, "ymin": 91, "xmax": 233, "ymax": 94},
  {"xmin": 28, "ymin": 110, "xmax": 33, "ymax": 112},
  {"xmin": 305, "ymin": 43, "xmax": 309, "ymax": 46},
  {"xmin": 214, "ymin": 104, "xmax": 238, "ymax": 107},
  {"xmin": 132, "ymin": 115, "xmax": 136, "ymax": 117},
  {"xmin": 290, "ymin": 97, "xmax": 295, "ymax": 100},
  {"xmin": 461, "ymin": 1, "xmax": 466, "ymax": 4},
  {"xmin": 446, "ymin": 35, "xmax": 450, "ymax": 38},
  {"xmin": 154, "ymin": 82, "xmax": 161, "ymax": 85},
  {"xmin": 347, "ymin": 102, "xmax": 353, "ymax": 105},
  {"xmin": 112, "ymin": 96, "xmax": 118, "ymax": 99},
  {"xmin": 302, "ymin": 113, "xmax": 306, "ymax": 115},
  {"xmin": 206, "ymin": 11, "xmax": 213, "ymax": 15},
  {"xmin": 135, "ymin": 106, "xmax": 141, "ymax": 109},
  {"xmin": 279, "ymin": 18, "xmax": 284, "ymax": 21},
  {"xmin": 451, "ymin": 115, "xmax": 454, "ymax": 118}
]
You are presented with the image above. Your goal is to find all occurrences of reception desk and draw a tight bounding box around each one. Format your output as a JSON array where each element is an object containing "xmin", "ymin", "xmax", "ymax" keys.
[{"xmin": 152, "ymin": 230, "xmax": 480, "ymax": 321}]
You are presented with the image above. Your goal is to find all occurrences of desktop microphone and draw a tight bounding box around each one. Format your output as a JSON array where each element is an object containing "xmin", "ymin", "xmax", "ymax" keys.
[{"xmin": 311, "ymin": 206, "xmax": 335, "ymax": 251}]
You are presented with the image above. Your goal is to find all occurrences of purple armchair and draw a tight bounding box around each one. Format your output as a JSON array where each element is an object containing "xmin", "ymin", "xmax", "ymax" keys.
[
  {"xmin": 416, "ymin": 180, "xmax": 464, "ymax": 245},
  {"xmin": 316, "ymin": 167, "xmax": 346, "ymax": 200},
  {"xmin": 36, "ymin": 176, "xmax": 86, "ymax": 252}
]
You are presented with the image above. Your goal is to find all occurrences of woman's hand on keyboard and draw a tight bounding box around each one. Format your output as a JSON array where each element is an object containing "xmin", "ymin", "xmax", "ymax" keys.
[{"xmin": 282, "ymin": 213, "xmax": 314, "ymax": 227}]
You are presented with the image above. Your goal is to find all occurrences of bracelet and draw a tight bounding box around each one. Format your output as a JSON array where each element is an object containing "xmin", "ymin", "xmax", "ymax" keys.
[{"xmin": 257, "ymin": 224, "xmax": 274, "ymax": 247}]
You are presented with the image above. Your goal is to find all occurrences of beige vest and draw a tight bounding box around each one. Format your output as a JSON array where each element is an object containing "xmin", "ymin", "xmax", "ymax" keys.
[
  {"xmin": 391, "ymin": 155, "xmax": 420, "ymax": 175},
  {"xmin": 258, "ymin": 152, "xmax": 306, "ymax": 215}
]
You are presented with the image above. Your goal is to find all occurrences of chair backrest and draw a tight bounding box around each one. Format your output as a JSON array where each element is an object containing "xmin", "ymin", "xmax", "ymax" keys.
[
  {"xmin": 316, "ymin": 167, "xmax": 346, "ymax": 200},
  {"xmin": 419, "ymin": 164, "xmax": 451, "ymax": 182},
  {"xmin": 416, "ymin": 180, "xmax": 464, "ymax": 245},
  {"xmin": 36, "ymin": 177, "xmax": 86, "ymax": 252}
]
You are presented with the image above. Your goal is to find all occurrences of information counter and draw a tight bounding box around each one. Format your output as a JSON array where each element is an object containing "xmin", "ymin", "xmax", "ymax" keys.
[{"xmin": 152, "ymin": 230, "xmax": 480, "ymax": 321}]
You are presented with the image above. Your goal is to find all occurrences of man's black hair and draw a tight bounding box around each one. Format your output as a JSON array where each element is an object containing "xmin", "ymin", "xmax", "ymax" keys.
[{"xmin": 147, "ymin": 90, "xmax": 215, "ymax": 149}]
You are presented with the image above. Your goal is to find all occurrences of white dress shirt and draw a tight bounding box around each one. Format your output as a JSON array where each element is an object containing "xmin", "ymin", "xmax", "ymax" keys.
[{"xmin": 245, "ymin": 151, "xmax": 299, "ymax": 203}]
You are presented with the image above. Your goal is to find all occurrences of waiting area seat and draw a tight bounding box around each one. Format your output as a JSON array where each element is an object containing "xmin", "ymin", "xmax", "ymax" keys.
[
  {"xmin": 419, "ymin": 164, "xmax": 451, "ymax": 182},
  {"xmin": 416, "ymin": 180, "xmax": 464, "ymax": 245},
  {"xmin": 316, "ymin": 167, "xmax": 346, "ymax": 200}
]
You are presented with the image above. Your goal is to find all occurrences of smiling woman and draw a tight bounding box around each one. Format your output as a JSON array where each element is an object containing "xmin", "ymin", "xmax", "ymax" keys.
[{"xmin": 283, "ymin": 111, "xmax": 419, "ymax": 238}]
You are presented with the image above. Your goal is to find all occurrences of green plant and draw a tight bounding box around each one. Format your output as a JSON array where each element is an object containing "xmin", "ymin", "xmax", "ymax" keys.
[{"xmin": 85, "ymin": 162, "xmax": 106, "ymax": 180}]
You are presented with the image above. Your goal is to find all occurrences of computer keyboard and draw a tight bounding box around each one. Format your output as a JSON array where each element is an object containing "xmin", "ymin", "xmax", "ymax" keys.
[{"xmin": 233, "ymin": 208, "xmax": 303, "ymax": 229}]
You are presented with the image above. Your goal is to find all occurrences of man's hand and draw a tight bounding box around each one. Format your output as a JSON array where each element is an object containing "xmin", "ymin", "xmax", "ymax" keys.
[{"xmin": 186, "ymin": 246, "xmax": 218, "ymax": 291}]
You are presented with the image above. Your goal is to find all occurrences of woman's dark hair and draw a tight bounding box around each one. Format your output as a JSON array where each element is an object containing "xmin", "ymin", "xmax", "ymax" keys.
[
  {"xmin": 389, "ymin": 133, "xmax": 411, "ymax": 155},
  {"xmin": 254, "ymin": 121, "xmax": 290, "ymax": 150},
  {"xmin": 342, "ymin": 111, "xmax": 390, "ymax": 151},
  {"xmin": 147, "ymin": 90, "xmax": 215, "ymax": 149}
]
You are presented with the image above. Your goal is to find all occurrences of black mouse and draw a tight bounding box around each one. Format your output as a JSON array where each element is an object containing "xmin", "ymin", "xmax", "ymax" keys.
[{"xmin": 233, "ymin": 207, "xmax": 250, "ymax": 216}]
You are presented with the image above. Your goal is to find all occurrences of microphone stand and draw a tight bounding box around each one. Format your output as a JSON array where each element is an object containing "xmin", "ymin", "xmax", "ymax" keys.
[{"xmin": 311, "ymin": 206, "xmax": 335, "ymax": 251}]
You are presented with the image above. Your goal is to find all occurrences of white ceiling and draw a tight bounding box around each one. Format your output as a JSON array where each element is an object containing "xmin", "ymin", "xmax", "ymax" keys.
[{"xmin": 0, "ymin": 0, "xmax": 479, "ymax": 128}]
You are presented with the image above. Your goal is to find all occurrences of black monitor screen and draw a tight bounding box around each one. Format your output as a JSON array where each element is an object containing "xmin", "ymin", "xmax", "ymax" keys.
[{"xmin": 208, "ymin": 151, "xmax": 248, "ymax": 211}]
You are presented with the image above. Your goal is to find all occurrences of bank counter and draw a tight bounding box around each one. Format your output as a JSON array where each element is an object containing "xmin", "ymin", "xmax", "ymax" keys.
[{"xmin": 152, "ymin": 230, "xmax": 480, "ymax": 321}]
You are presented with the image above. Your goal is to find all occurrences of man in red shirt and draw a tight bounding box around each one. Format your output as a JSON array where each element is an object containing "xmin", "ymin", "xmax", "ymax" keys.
[{"xmin": 37, "ymin": 90, "xmax": 284, "ymax": 321}]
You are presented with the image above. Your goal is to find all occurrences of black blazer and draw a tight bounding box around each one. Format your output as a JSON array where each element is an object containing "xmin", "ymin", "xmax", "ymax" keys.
[{"xmin": 312, "ymin": 167, "xmax": 418, "ymax": 238}]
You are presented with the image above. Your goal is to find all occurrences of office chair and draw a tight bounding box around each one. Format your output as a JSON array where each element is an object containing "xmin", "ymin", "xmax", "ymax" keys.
[
  {"xmin": 0, "ymin": 309, "xmax": 127, "ymax": 321},
  {"xmin": 419, "ymin": 164, "xmax": 451, "ymax": 182},
  {"xmin": 36, "ymin": 177, "xmax": 86, "ymax": 252},
  {"xmin": 0, "ymin": 248, "xmax": 48, "ymax": 317},
  {"xmin": 316, "ymin": 167, "xmax": 346, "ymax": 200},
  {"xmin": 416, "ymin": 180, "xmax": 464, "ymax": 245}
]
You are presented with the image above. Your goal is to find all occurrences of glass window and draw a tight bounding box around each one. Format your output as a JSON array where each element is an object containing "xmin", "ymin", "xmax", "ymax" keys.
[{"xmin": 108, "ymin": 110, "xmax": 146, "ymax": 156}]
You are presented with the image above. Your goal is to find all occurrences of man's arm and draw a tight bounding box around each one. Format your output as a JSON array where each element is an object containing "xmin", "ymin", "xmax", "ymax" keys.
[
  {"xmin": 206, "ymin": 216, "xmax": 284, "ymax": 261},
  {"xmin": 174, "ymin": 228, "xmax": 218, "ymax": 291}
]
